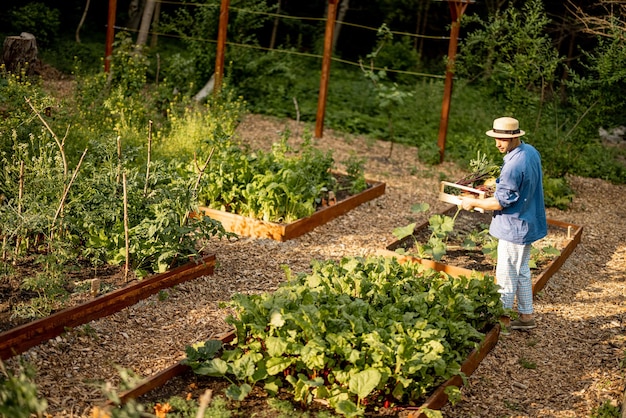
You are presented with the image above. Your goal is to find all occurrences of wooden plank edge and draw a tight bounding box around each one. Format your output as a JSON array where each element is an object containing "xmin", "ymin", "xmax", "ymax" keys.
[
  {"xmin": 376, "ymin": 249, "xmax": 478, "ymax": 279},
  {"xmin": 0, "ymin": 254, "xmax": 216, "ymax": 360},
  {"xmin": 404, "ymin": 324, "xmax": 501, "ymax": 417},
  {"xmin": 282, "ymin": 180, "xmax": 386, "ymax": 240},
  {"xmin": 115, "ymin": 330, "xmax": 237, "ymax": 405},
  {"xmin": 533, "ymin": 221, "xmax": 583, "ymax": 295}
]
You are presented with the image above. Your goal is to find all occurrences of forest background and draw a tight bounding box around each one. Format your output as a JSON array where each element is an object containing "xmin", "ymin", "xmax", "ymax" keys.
[{"xmin": 1, "ymin": 0, "xmax": 625, "ymax": 187}]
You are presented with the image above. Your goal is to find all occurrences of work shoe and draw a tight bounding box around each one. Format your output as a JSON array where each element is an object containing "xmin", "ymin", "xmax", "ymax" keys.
[{"xmin": 509, "ymin": 318, "xmax": 537, "ymax": 330}]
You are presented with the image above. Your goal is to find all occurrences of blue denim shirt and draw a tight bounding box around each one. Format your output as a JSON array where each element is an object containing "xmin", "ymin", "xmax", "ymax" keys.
[{"xmin": 489, "ymin": 142, "xmax": 548, "ymax": 245}]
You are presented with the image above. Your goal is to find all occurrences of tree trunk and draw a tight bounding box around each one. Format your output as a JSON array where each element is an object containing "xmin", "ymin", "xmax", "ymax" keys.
[
  {"xmin": 150, "ymin": 0, "xmax": 161, "ymax": 48},
  {"xmin": 127, "ymin": 0, "xmax": 145, "ymax": 31},
  {"xmin": 136, "ymin": 0, "xmax": 157, "ymax": 46},
  {"xmin": 2, "ymin": 33, "xmax": 39, "ymax": 75},
  {"xmin": 76, "ymin": 0, "xmax": 91, "ymax": 43},
  {"xmin": 192, "ymin": 73, "xmax": 216, "ymax": 103},
  {"xmin": 332, "ymin": 0, "xmax": 349, "ymax": 52},
  {"xmin": 269, "ymin": 0, "xmax": 282, "ymax": 49},
  {"xmin": 415, "ymin": 0, "xmax": 430, "ymax": 57}
]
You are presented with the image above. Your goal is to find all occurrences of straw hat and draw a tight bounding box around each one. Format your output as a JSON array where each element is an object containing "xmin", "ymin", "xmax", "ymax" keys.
[{"xmin": 486, "ymin": 117, "xmax": 525, "ymax": 138}]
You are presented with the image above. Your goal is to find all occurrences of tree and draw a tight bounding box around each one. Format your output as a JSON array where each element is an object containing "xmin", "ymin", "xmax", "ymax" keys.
[
  {"xmin": 566, "ymin": 0, "xmax": 626, "ymax": 40},
  {"xmin": 561, "ymin": 1, "xmax": 626, "ymax": 129},
  {"xmin": 332, "ymin": 0, "xmax": 350, "ymax": 52},
  {"xmin": 454, "ymin": 0, "xmax": 562, "ymax": 117},
  {"xmin": 136, "ymin": 0, "xmax": 157, "ymax": 46}
]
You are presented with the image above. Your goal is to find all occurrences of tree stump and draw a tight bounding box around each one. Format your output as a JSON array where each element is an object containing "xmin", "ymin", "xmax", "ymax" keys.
[{"xmin": 2, "ymin": 32, "xmax": 39, "ymax": 75}]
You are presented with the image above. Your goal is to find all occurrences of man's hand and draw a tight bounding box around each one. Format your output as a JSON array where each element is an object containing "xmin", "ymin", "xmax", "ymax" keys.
[{"xmin": 460, "ymin": 196, "xmax": 475, "ymax": 211}]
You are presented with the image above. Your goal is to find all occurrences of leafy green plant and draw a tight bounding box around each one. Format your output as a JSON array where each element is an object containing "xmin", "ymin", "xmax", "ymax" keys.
[
  {"xmin": 393, "ymin": 203, "xmax": 461, "ymax": 261},
  {"xmin": 518, "ymin": 358, "xmax": 537, "ymax": 369},
  {"xmin": 529, "ymin": 245, "xmax": 561, "ymax": 269},
  {"xmin": 183, "ymin": 256, "xmax": 503, "ymax": 416},
  {"xmin": 455, "ymin": 0, "xmax": 562, "ymax": 113},
  {"xmin": 6, "ymin": 2, "xmax": 60, "ymax": 48},
  {"xmin": 453, "ymin": 151, "xmax": 500, "ymax": 196},
  {"xmin": 590, "ymin": 400, "xmax": 621, "ymax": 418},
  {"xmin": 392, "ymin": 204, "xmax": 559, "ymax": 270},
  {"xmin": 543, "ymin": 176, "xmax": 574, "ymax": 210},
  {"xmin": 341, "ymin": 154, "xmax": 368, "ymax": 195},
  {"xmin": 92, "ymin": 367, "xmax": 148, "ymax": 418},
  {"xmin": 0, "ymin": 360, "xmax": 48, "ymax": 418},
  {"xmin": 360, "ymin": 24, "xmax": 414, "ymax": 159},
  {"xmin": 197, "ymin": 131, "xmax": 338, "ymax": 223}
]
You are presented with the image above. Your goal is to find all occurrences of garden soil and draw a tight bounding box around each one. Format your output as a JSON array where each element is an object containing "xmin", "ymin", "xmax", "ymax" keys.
[{"xmin": 4, "ymin": 114, "xmax": 626, "ymax": 417}]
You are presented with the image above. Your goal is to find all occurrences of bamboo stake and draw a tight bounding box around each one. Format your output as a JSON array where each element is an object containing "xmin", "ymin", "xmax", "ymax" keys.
[
  {"xmin": 25, "ymin": 97, "xmax": 69, "ymax": 178},
  {"xmin": 195, "ymin": 389, "xmax": 213, "ymax": 418},
  {"xmin": 14, "ymin": 161, "xmax": 24, "ymax": 261},
  {"xmin": 116, "ymin": 136, "xmax": 122, "ymax": 185},
  {"xmin": 123, "ymin": 172, "xmax": 130, "ymax": 282},
  {"xmin": 2, "ymin": 236, "xmax": 7, "ymax": 262},
  {"xmin": 144, "ymin": 120, "xmax": 153, "ymax": 197},
  {"xmin": 193, "ymin": 147, "xmax": 214, "ymax": 195},
  {"xmin": 51, "ymin": 148, "xmax": 88, "ymax": 232}
]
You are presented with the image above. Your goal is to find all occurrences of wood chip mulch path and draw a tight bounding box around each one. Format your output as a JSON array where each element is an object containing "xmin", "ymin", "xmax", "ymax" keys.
[{"xmin": 5, "ymin": 114, "xmax": 625, "ymax": 417}]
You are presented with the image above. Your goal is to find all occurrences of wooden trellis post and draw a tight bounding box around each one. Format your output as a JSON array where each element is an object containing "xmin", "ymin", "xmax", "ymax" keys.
[
  {"xmin": 437, "ymin": 0, "xmax": 474, "ymax": 163},
  {"xmin": 214, "ymin": 0, "xmax": 230, "ymax": 94},
  {"xmin": 105, "ymin": 0, "xmax": 117, "ymax": 72},
  {"xmin": 315, "ymin": 0, "xmax": 339, "ymax": 139}
]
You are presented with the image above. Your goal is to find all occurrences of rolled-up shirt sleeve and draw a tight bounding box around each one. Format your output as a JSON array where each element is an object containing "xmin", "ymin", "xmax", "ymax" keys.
[{"xmin": 494, "ymin": 170, "xmax": 520, "ymax": 208}]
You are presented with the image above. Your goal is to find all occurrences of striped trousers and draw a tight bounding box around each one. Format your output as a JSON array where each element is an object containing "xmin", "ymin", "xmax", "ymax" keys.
[{"xmin": 495, "ymin": 239, "xmax": 533, "ymax": 314}]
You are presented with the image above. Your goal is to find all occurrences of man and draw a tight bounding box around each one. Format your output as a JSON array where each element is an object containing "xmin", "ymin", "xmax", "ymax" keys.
[{"xmin": 460, "ymin": 117, "xmax": 547, "ymax": 331}]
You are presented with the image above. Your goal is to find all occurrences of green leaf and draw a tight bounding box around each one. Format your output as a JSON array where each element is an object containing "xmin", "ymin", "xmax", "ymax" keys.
[
  {"xmin": 429, "ymin": 239, "xmax": 447, "ymax": 261},
  {"xmin": 444, "ymin": 385, "xmax": 462, "ymax": 405},
  {"xmin": 225, "ymin": 383, "xmax": 252, "ymax": 401},
  {"xmin": 269, "ymin": 310, "xmax": 285, "ymax": 327},
  {"xmin": 348, "ymin": 369, "xmax": 382, "ymax": 400},
  {"xmin": 542, "ymin": 246, "xmax": 561, "ymax": 256},
  {"xmin": 410, "ymin": 202, "xmax": 430, "ymax": 213},
  {"xmin": 266, "ymin": 356, "xmax": 293, "ymax": 376},
  {"xmin": 265, "ymin": 336, "xmax": 288, "ymax": 357},
  {"xmin": 335, "ymin": 399, "xmax": 361, "ymax": 417},
  {"xmin": 231, "ymin": 352, "xmax": 261, "ymax": 380},
  {"xmin": 264, "ymin": 378, "xmax": 280, "ymax": 396},
  {"xmin": 421, "ymin": 408, "xmax": 444, "ymax": 418},
  {"xmin": 393, "ymin": 223, "xmax": 416, "ymax": 240},
  {"xmin": 195, "ymin": 358, "xmax": 228, "ymax": 376}
]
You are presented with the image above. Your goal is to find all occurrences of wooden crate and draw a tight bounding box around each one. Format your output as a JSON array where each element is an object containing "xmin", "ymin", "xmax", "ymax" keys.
[{"xmin": 439, "ymin": 181, "xmax": 486, "ymax": 213}]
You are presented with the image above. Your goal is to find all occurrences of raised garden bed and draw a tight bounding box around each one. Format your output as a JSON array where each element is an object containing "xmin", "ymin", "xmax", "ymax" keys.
[
  {"xmin": 194, "ymin": 178, "xmax": 386, "ymax": 241},
  {"xmin": 379, "ymin": 205, "xmax": 583, "ymax": 296},
  {"xmin": 0, "ymin": 254, "xmax": 216, "ymax": 360},
  {"xmin": 101, "ymin": 255, "xmax": 502, "ymax": 418},
  {"xmin": 109, "ymin": 323, "xmax": 500, "ymax": 418}
]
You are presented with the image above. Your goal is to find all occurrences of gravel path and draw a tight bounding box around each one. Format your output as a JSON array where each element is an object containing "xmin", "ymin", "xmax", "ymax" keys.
[{"xmin": 7, "ymin": 114, "xmax": 625, "ymax": 417}]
